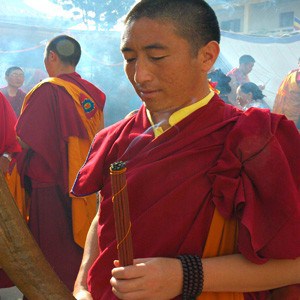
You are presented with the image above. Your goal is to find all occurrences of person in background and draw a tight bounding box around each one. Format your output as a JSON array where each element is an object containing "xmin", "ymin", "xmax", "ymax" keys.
[
  {"xmin": 71, "ymin": 1, "xmax": 300, "ymax": 299},
  {"xmin": 0, "ymin": 66, "xmax": 26, "ymax": 116},
  {"xmin": 207, "ymin": 68, "xmax": 231, "ymax": 103},
  {"xmin": 236, "ymin": 82, "xmax": 270, "ymax": 110},
  {"xmin": 0, "ymin": 91, "xmax": 21, "ymax": 174},
  {"xmin": 226, "ymin": 55, "xmax": 264, "ymax": 106},
  {"xmin": 273, "ymin": 65, "xmax": 300, "ymax": 130},
  {"xmin": 10, "ymin": 35, "xmax": 106, "ymax": 292}
]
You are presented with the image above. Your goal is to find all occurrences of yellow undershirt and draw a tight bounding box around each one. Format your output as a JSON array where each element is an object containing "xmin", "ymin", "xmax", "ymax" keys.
[{"xmin": 147, "ymin": 91, "xmax": 214, "ymax": 137}]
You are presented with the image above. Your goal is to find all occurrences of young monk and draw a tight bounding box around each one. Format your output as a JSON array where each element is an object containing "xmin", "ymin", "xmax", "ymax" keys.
[{"xmin": 72, "ymin": 1, "xmax": 300, "ymax": 299}]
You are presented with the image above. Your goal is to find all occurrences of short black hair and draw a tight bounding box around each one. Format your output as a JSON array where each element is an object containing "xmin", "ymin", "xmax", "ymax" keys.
[
  {"xmin": 5, "ymin": 66, "xmax": 24, "ymax": 77},
  {"xmin": 125, "ymin": 0, "xmax": 220, "ymax": 56},
  {"xmin": 239, "ymin": 55, "xmax": 255, "ymax": 65},
  {"xmin": 240, "ymin": 82, "xmax": 264, "ymax": 100},
  {"xmin": 45, "ymin": 35, "xmax": 81, "ymax": 66}
]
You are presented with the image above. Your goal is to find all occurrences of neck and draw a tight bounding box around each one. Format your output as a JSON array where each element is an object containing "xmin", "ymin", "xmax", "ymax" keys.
[
  {"xmin": 150, "ymin": 111, "xmax": 173, "ymax": 131},
  {"xmin": 52, "ymin": 66, "xmax": 75, "ymax": 77},
  {"xmin": 7, "ymin": 86, "xmax": 18, "ymax": 96},
  {"xmin": 149, "ymin": 88, "xmax": 212, "ymax": 129}
]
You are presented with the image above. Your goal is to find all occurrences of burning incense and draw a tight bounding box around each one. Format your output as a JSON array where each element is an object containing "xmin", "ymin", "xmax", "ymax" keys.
[{"xmin": 110, "ymin": 161, "xmax": 133, "ymax": 266}]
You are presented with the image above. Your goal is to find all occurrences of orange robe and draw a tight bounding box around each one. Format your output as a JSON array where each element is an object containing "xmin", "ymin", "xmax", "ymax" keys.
[{"xmin": 273, "ymin": 69, "xmax": 300, "ymax": 129}]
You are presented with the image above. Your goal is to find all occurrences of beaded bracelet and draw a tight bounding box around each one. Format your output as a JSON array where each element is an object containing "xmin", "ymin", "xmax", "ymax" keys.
[{"xmin": 177, "ymin": 255, "xmax": 204, "ymax": 299}]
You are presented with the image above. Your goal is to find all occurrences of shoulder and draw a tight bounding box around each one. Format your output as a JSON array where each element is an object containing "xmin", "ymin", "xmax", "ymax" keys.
[
  {"xmin": 0, "ymin": 87, "xmax": 8, "ymax": 97},
  {"xmin": 227, "ymin": 68, "xmax": 238, "ymax": 76},
  {"xmin": 227, "ymin": 108, "xmax": 299, "ymax": 158},
  {"xmin": 18, "ymin": 89, "xmax": 26, "ymax": 96},
  {"xmin": 93, "ymin": 117, "xmax": 132, "ymax": 144}
]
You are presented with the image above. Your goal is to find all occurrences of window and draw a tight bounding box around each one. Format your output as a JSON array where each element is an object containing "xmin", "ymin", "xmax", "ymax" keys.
[
  {"xmin": 280, "ymin": 11, "xmax": 294, "ymax": 27},
  {"xmin": 221, "ymin": 19, "xmax": 241, "ymax": 32}
]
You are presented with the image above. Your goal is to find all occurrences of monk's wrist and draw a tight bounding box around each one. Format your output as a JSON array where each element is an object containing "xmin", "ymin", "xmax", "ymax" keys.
[{"xmin": 177, "ymin": 254, "xmax": 204, "ymax": 299}]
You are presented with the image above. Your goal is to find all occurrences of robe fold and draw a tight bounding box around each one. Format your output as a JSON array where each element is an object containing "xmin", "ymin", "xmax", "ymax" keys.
[{"xmin": 72, "ymin": 95, "xmax": 300, "ymax": 300}]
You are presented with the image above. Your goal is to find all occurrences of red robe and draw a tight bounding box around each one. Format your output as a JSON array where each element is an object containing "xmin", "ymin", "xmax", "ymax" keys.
[
  {"xmin": 0, "ymin": 87, "xmax": 26, "ymax": 117},
  {"xmin": 0, "ymin": 92, "xmax": 20, "ymax": 155},
  {"xmin": 15, "ymin": 72, "xmax": 105, "ymax": 291},
  {"xmin": 0, "ymin": 92, "xmax": 21, "ymax": 288},
  {"xmin": 72, "ymin": 95, "xmax": 300, "ymax": 300}
]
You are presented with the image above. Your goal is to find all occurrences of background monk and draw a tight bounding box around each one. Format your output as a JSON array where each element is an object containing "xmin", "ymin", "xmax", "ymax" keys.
[
  {"xmin": 71, "ymin": 1, "xmax": 300, "ymax": 299},
  {"xmin": 0, "ymin": 91, "xmax": 21, "ymax": 174},
  {"xmin": 0, "ymin": 66, "xmax": 26, "ymax": 117},
  {"xmin": 226, "ymin": 55, "xmax": 265, "ymax": 107},
  {"xmin": 273, "ymin": 66, "xmax": 300, "ymax": 130},
  {"xmin": 12, "ymin": 35, "xmax": 106, "ymax": 292}
]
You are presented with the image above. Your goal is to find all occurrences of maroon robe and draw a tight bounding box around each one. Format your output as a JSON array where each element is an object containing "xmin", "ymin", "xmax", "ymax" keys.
[
  {"xmin": 0, "ymin": 87, "xmax": 26, "ymax": 117},
  {"xmin": 0, "ymin": 92, "xmax": 20, "ymax": 155},
  {"xmin": 72, "ymin": 95, "xmax": 300, "ymax": 300},
  {"xmin": 0, "ymin": 92, "xmax": 21, "ymax": 288},
  {"xmin": 15, "ymin": 72, "xmax": 105, "ymax": 291}
]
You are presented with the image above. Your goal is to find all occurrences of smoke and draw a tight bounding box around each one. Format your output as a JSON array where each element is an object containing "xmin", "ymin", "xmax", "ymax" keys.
[
  {"xmin": 0, "ymin": 0, "xmax": 141, "ymax": 126},
  {"xmin": 0, "ymin": 0, "xmax": 299, "ymax": 124}
]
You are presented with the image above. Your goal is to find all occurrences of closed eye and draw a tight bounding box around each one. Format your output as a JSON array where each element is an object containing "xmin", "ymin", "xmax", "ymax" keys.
[
  {"xmin": 151, "ymin": 56, "xmax": 167, "ymax": 61},
  {"xmin": 124, "ymin": 57, "xmax": 136, "ymax": 63}
]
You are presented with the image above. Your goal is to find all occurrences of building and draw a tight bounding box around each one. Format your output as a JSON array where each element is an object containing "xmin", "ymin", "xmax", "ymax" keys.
[{"xmin": 211, "ymin": 0, "xmax": 300, "ymax": 36}]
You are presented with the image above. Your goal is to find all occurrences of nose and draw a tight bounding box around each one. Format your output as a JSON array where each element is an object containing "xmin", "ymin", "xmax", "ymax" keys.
[{"xmin": 133, "ymin": 58, "xmax": 153, "ymax": 85}]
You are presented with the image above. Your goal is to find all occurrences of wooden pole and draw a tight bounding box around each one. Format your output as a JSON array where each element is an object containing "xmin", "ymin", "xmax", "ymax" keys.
[{"xmin": 0, "ymin": 172, "xmax": 75, "ymax": 300}]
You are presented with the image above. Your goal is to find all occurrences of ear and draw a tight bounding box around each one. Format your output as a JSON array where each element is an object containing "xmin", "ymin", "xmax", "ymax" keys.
[
  {"xmin": 198, "ymin": 41, "xmax": 220, "ymax": 72},
  {"xmin": 48, "ymin": 50, "xmax": 58, "ymax": 62}
]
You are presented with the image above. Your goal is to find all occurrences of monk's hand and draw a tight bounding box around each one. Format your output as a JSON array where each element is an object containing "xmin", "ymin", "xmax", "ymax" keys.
[{"xmin": 111, "ymin": 257, "xmax": 183, "ymax": 300}]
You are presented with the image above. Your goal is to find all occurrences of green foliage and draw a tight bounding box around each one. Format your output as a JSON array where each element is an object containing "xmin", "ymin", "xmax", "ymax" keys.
[{"xmin": 50, "ymin": 0, "xmax": 135, "ymax": 30}]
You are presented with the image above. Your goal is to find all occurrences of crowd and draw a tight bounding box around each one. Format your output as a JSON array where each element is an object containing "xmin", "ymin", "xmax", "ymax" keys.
[
  {"xmin": 0, "ymin": 0, "xmax": 299, "ymax": 299},
  {"xmin": 208, "ymin": 54, "xmax": 300, "ymax": 130}
]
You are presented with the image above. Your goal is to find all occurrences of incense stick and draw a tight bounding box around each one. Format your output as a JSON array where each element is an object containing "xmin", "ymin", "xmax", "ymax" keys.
[{"xmin": 110, "ymin": 161, "xmax": 133, "ymax": 266}]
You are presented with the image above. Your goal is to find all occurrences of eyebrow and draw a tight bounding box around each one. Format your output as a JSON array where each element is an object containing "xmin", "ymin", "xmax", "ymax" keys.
[{"xmin": 121, "ymin": 43, "xmax": 168, "ymax": 53}]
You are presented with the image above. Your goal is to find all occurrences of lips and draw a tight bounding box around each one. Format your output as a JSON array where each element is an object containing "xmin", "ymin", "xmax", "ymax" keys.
[{"xmin": 139, "ymin": 89, "xmax": 160, "ymax": 99}]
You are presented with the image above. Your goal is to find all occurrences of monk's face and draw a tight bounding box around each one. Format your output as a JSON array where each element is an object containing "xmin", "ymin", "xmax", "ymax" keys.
[
  {"xmin": 121, "ymin": 17, "xmax": 216, "ymax": 114},
  {"xmin": 240, "ymin": 62, "xmax": 254, "ymax": 75},
  {"xmin": 236, "ymin": 86, "xmax": 252, "ymax": 108},
  {"xmin": 6, "ymin": 70, "xmax": 24, "ymax": 89}
]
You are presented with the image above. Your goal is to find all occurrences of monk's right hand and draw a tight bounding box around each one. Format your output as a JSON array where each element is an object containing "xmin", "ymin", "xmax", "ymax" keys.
[
  {"xmin": 73, "ymin": 289, "xmax": 93, "ymax": 300},
  {"xmin": 111, "ymin": 257, "xmax": 183, "ymax": 299}
]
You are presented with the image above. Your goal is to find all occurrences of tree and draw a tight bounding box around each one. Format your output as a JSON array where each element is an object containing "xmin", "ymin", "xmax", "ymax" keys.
[{"xmin": 50, "ymin": 0, "xmax": 135, "ymax": 30}]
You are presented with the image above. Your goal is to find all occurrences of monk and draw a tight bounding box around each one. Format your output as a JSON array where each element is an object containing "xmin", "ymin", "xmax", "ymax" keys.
[
  {"xmin": 0, "ymin": 66, "xmax": 26, "ymax": 117},
  {"xmin": 273, "ymin": 68, "xmax": 300, "ymax": 130},
  {"xmin": 71, "ymin": 1, "xmax": 300, "ymax": 299},
  {"xmin": 0, "ymin": 92, "xmax": 21, "ymax": 173},
  {"xmin": 12, "ymin": 35, "xmax": 106, "ymax": 291}
]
